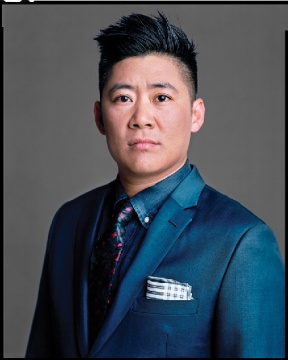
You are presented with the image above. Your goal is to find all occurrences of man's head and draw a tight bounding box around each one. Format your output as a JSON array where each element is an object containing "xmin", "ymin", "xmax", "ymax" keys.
[
  {"xmin": 95, "ymin": 12, "xmax": 198, "ymax": 101},
  {"xmin": 93, "ymin": 12, "xmax": 204, "ymax": 196}
]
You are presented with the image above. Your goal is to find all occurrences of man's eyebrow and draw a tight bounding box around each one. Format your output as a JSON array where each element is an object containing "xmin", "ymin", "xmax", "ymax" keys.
[
  {"xmin": 108, "ymin": 83, "xmax": 134, "ymax": 96},
  {"xmin": 149, "ymin": 82, "xmax": 178, "ymax": 92},
  {"xmin": 107, "ymin": 82, "xmax": 178, "ymax": 95}
]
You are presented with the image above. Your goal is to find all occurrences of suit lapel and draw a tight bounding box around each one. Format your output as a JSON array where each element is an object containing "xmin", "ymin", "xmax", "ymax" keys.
[
  {"xmin": 89, "ymin": 166, "xmax": 205, "ymax": 357},
  {"xmin": 74, "ymin": 186, "xmax": 111, "ymax": 358}
]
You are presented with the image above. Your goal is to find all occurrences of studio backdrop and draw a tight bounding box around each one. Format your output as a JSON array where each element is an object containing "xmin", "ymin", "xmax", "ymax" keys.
[{"xmin": 3, "ymin": 3, "xmax": 286, "ymax": 358}]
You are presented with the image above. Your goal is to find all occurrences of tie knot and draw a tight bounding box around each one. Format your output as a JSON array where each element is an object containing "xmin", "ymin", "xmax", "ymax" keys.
[{"xmin": 114, "ymin": 199, "xmax": 134, "ymax": 226}]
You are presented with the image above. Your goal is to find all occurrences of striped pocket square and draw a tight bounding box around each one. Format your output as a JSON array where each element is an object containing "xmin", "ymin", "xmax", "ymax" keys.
[{"xmin": 146, "ymin": 276, "xmax": 193, "ymax": 300}]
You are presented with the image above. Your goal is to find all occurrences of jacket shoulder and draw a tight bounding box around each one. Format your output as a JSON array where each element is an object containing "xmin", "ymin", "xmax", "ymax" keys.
[
  {"xmin": 199, "ymin": 184, "xmax": 265, "ymax": 227},
  {"xmin": 52, "ymin": 181, "xmax": 114, "ymax": 222}
]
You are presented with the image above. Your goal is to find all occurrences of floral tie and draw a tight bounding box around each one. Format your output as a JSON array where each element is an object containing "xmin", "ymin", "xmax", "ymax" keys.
[{"xmin": 88, "ymin": 199, "xmax": 134, "ymax": 346}]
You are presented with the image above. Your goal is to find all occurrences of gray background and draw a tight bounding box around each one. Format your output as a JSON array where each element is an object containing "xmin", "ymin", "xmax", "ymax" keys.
[{"xmin": 3, "ymin": 3, "xmax": 286, "ymax": 358}]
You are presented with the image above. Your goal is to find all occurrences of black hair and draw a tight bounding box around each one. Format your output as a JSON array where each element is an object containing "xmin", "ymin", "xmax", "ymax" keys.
[{"xmin": 94, "ymin": 12, "xmax": 198, "ymax": 100}]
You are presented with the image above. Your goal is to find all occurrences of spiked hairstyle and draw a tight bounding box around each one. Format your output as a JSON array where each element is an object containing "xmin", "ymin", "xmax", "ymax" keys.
[{"xmin": 95, "ymin": 12, "xmax": 198, "ymax": 100}]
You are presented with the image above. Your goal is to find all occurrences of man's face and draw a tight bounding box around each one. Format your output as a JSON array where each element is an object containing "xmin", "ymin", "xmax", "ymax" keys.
[{"xmin": 95, "ymin": 54, "xmax": 204, "ymax": 184}]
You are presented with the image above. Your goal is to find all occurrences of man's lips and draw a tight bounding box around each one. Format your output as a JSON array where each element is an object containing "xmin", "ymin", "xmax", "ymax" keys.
[{"xmin": 128, "ymin": 139, "xmax": 160, "ymax": 150}]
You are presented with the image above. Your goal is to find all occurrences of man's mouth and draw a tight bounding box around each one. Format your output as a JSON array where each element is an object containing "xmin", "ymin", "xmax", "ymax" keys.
[{"xmin": 128, "ymin": 139, "xmax": 160, "ymax": 150}]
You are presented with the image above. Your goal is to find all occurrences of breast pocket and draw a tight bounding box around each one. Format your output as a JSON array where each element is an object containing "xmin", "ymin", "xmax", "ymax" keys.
[{"xmin": 132, "ymin": 296, "xmax": 198, "ymax": 315}]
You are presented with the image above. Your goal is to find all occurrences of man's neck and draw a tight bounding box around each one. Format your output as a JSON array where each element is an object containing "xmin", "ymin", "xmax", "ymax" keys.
[{"xmin": 118, "ymin": 162, "xmax": 187, "ymax": 198}]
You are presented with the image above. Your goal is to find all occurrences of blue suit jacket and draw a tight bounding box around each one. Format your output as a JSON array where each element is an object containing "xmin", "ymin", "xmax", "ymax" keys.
[{"xmin": 26, "ymin": 166, "xmax": 285, "ymax": 358}]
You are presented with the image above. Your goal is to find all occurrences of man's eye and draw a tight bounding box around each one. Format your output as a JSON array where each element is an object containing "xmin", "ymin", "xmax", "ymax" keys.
[
  {"xmin": 115, "ymin": 95, "xmax": 131, "ymax": 102},
  {"xmin": 156, "ymin": 95, "xmax": 170, "ymax": 102}
]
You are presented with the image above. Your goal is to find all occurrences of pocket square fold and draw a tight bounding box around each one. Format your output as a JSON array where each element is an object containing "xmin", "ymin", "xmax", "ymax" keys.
[{"xmin": 146, "ymin": 276, "xmax": 193, "ymax": 300}]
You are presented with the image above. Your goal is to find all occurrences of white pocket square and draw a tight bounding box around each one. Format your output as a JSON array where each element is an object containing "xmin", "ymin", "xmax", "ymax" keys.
[{"xmin": 146, "ymin": 276, "xmax": 193, "ymax": 300}]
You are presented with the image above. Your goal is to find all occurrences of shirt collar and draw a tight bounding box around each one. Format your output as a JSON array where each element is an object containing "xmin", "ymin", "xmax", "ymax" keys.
[{"xmin": 114, "ymin": 160, "xmax": 192, "ymax": 229}]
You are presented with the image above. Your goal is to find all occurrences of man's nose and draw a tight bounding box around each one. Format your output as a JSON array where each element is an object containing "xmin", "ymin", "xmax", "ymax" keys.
[{"xmin": 129, "ymin": 100, "xmax": 155, "ymax": 129}]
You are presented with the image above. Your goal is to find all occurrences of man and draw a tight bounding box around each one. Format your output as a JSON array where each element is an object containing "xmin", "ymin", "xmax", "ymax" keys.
[{"xmin": 26, "ymin": 12, "xmax": 284, "ymax": 358}]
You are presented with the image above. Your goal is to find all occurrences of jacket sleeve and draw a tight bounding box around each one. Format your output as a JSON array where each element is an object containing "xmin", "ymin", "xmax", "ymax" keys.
[
  {"xmin": 213, "ymin": 223, "xmax": 285, "ymax": 358},
  {"xmin": 25, "ymin": 212, "xmax": 59, "ymax": 358}
]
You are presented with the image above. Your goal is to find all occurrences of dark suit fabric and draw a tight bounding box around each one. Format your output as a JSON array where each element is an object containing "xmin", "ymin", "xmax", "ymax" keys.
[{"xmin": 26, "ymin": 166, "xmax": 285, "ymax": 358}]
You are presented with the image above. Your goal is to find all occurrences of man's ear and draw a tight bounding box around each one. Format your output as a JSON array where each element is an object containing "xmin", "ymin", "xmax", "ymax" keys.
[
  {"xmin": 191, "ymin": 98, "xmax": 205, "ymax": 133},
  {"xmin": 94, "ymin": 101, "xmax": 106, "ymax": 135}
]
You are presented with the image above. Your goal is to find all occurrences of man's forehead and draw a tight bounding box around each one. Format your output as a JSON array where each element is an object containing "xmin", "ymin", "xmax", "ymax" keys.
[{"xmin": 104, "ymin": 54, "xmax": 193, "ymax": 98}]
